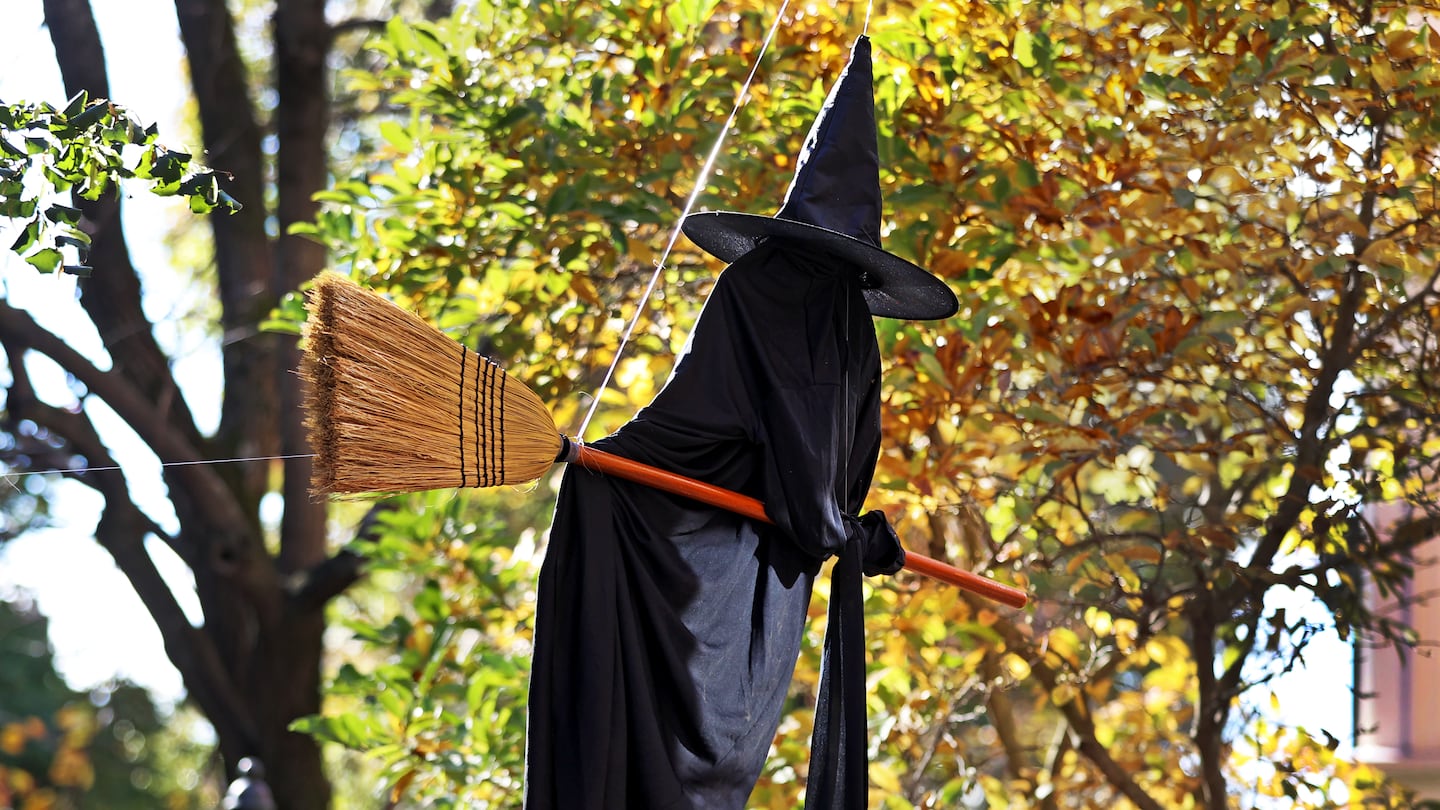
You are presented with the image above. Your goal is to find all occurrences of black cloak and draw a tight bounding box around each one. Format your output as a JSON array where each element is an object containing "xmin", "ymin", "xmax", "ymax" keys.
[{"xmin": 524, "ymin": 241, "xmax": 904, "ymax": 810}]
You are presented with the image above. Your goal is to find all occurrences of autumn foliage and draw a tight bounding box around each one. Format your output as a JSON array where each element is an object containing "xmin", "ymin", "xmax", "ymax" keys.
[{"xmin": 297, "ymin": 0, "xmax": 1439, "ymax": 807}]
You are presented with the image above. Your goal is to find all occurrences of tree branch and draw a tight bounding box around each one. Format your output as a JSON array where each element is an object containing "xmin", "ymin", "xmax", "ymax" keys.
[
  {"xmin": 173, "ymin": 0, "xmax": 279, "ymax": 510},
  {"xmin": 0, "ymin": 298, "xmax": 250, "ymax": 531},
  {"xmin": 1, "ymin": 337, "xmax": 260, "ymax": 763},
  {"xmin": 986, "ymin": 605, "xmax": 1167, "ymax": 810},
  {"xmin": 290, "ymin": 549, "xmax": 365, "ymax": 611},
  {"xmin": 4, "ymin": 384, "xmax": 190, "ymax": 566},
  {"xmin": 95, "ymin": 499, "xmax": 262, "ymax": 764},
  {"xmin": 330, "ymin": 17, "xmax": 387, "ymax": 38},
  {"xmin": 1189, "ymin": 598, "xmax": 1240, "ymax": 810},
  {"xmin": 290, "ymin": 500, "xmax": 393, "ymax": 610},
  {"xmin": 42, "ymin": 0, "xmax": 206, "ymax": 455},
  {"xmin": 981, "ymin": 650, "xmax": 1032, "ymax": 783}
]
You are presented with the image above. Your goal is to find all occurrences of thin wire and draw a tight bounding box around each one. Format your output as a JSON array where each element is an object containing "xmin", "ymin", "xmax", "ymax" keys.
[
  {"xmin": 852, "ymin": 3, "xmax": 872, "ymax": 499},
  {"xmin": 2, "ymin": 453, "xmax": 316, "ymax": 491},
  {"xmin": 842, "ymin": 275, "xmax": 852, "ymax": 512},
  {"xmin": 576, "ymin": 0, "xmax": 794, "ymax": 440}
]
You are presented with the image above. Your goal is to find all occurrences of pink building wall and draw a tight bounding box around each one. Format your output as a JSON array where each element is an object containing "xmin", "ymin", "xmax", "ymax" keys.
[{"xmin": 1355, "ymin": 501, "xmax": 1440, "ymax": 798}]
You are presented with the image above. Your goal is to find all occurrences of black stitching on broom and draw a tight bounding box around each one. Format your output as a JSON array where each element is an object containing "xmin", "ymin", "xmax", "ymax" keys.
[
  {"xmin": 486, "ymin": 357, "xmax": 498, "ymax": 485},
  {"xmin": 489, "ymin": 358, "xmax": 501, "ymax": 485},
  {"xmin": 480, "ymin": 355, "xmax": 492, "ymax": 481},
  {"xmin": 498, "ymin": 361, "xmax": 505, "ymax": 482},
  {"xmin": 458, "ymin": 345, "xmax": 468, "ymax": 488},
  {"xmin": 480, "ymin": 358, "xmax": 492, "ymax": 484}
]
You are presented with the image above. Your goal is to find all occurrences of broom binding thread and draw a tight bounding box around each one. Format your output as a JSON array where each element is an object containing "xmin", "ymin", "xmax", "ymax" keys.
[{"xmin": 459, "ymin": 350, "xmax": 508, "ymax": 488}]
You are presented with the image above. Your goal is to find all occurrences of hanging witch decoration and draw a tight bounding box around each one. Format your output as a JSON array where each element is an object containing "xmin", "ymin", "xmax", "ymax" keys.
[
  {"xmin": 525, "ymin": 35, "xmax": 961, "ymax": 808},
  {"xmin": 301, "ymin": 31, "xmax": 1026, "ymax": 810}
]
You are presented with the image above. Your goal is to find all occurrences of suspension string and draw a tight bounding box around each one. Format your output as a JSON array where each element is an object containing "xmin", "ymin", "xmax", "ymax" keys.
[
  {"xmin": 576, "ymin": 0, "xmax": 794, "ymax": 440},
  {"xmin": 863, "ymin": 0, "xmax": 874, "ymax": 35},
  {"xmin": 2, "ymin": 453, "xmax": 317, "ymax": 491}
]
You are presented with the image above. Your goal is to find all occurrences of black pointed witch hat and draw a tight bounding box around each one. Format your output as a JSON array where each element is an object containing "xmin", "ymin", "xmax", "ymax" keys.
[{"xmin": 682, "ymin": 36, "xmax": 959, "ymax": 320}]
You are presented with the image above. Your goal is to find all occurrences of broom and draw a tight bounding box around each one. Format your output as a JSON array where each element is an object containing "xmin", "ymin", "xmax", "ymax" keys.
[{"xmin": 302, "ymin": 272, "xmax": 1027, "ymax": 609}]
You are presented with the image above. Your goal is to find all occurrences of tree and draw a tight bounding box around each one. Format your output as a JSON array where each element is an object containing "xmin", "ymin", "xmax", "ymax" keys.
[
  {"xmin": 5, "ymin": 0, "xmax": 1438, "ymax": 808},
  {"xmin": 0, "ymin": 0, "xmax": 447, "ymax": 807},
  {"xmin": 854, "ymin": 1, "xmax": 1439, "ymax": 805},
  {"xmin": 296, "ymin": 1, "xmax": 1436, "ymax": 808}
]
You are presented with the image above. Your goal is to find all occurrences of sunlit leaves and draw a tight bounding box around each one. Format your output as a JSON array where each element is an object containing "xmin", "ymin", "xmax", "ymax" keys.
[
  {"xmin": 301, "ymin": 490, "xmax": 545, "ymax": 807},
  {"xmin": 296, "ymin": 0, "xmax": 1438, "ymax": 806},
  {"xmin": 0, "ymin": 93, "xmax": 241, "ymax": 275},
  {"xmin": 868, "ymin": 0, "xmax": 1437, "ymax": 804}
]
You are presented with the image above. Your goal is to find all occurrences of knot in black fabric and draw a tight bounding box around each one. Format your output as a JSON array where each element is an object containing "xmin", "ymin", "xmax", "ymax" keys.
[{"xmin": 843, "ymin": 510, "xmax": 905, "ymax": 576}]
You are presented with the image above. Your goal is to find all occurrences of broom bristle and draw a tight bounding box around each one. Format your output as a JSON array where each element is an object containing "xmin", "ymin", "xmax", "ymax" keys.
[{"xmin": 302, "ymin": 273, "xmax": 562, "ymax": 495}]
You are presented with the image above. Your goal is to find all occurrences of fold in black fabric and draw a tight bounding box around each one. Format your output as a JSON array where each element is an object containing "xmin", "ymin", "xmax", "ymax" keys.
[{"xmin": 524, "ymin": 242, "xmax": 904, "ymax": 809}]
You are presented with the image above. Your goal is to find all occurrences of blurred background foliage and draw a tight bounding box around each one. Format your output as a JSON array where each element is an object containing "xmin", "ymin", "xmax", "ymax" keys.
[
  {"xmin": 0, "ymin": 597, "xmax": 217, "ymax": 809},
  {"xmin": 294, "ymin": 0, "xmax": 1438, "ymax": 807},
  {"xmin": 4, "ymin": 0, "xmax": 1439, "ymax": 806}
]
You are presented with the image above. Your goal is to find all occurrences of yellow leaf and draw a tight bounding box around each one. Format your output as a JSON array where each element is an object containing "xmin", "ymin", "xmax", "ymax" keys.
[
  {"xmin": 0, "ymin": 724, "xmax": 25, "ymax": 756},
  {"xmin": 1145, "ymin": 637, "xmax": 1170, "ymax": 665},
  {"xmin": 869, "ymin": 761, "xmax": 904, "ymax": 794},
  {"xmin": 1002, "ymin": 653, "xmax": 1032, "ymax": 681},
  {"xmin": 1371, "ymin": 59, "xmax": 1397, "ymax": 92},
  {"xmin": 1095, "ymin": 722, "xmax": 1116, "ymax": 749},
  {"xmin": 1047, "ymin": 627, "xmax": 1082, "ymax": 664},
  {"xmin": 1052, "ymin": 682, "xmax": 1078, "ymax": 706},
  {"xmin": 569, "ymin": 273, "xmax": 602, "ymax": 306},
  {"xmin": 1105, "ymin": 73, "xmax": 1127, "ymax": 110}
]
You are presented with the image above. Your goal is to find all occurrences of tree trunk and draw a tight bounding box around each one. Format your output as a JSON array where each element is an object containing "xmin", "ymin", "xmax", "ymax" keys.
[
  {"xmin": 266, "ymin": 1, "xmax": 333, "ymax": 807},
  {"xmin": 37, "ymin": 1, "xmax": 346, "ymax": 807}
]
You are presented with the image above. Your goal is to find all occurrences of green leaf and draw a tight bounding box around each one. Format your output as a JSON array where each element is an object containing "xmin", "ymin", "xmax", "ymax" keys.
[
  {"xmin": 1013, "ymin": 28, "xmax": 1037, "ymax": 69},
  {"xmin": 0, "ymin": 195, "xmax": 37, "ymax": 219},
  {"xmin": 917, "ymin": 352, "xmax": 953, "ymax": 390},
  {"xmin": 62, "ymin": 90, "xmax": 88, "ymax": 119},
  {"xmin": 379, "ymin": 119, "xmax": 415, "ymax": 153},
  {"xmin": 414, "ymin": 580, "xmax": 450, "ymax": 623},
  {"xmin": 68, "ymin": 101, "xmax": 111, "ymax": 132},
  {"xmin": 1201, "ymin": 309, "xmax": 1246, "ymax": 335},
  {"xmin": 665, "ymin": 0, "xmax": 720, "ymax": 32},
  {"xmin": 214, "ymin": 188, "xmax": 242, "ymax": 212},
  {"xmin": 1015, "ymin": 159, "xmax": 1039, "ymax": 189},
  {"xmin": 1313, "ymin": 256, "xmax": 1344, "ymax": 278},
  {"xmin": 43, "ymin": 203, "xmax": 83, "ymax": 225},
  {"xmin": 9, "ymin": 218, "xmax": 40, "ymax": 254},
  {"xmin": 1017, "ymin": 405, "xmax": 1061, "ymax": 423},
  {"xmin": 54, "ymin": 232, "xmax": 91, "ymax": 250},
  {"xmin": 288, "ymin": 713, "xmax": 391, "ymax": 750},
  {"xmin": 25, "ymin": 247, "xmax": 63, "ymax": 273}
]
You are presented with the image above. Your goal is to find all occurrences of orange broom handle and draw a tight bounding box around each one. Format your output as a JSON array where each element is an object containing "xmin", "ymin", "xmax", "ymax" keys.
[{"xmin": 564, "ymin": 440, "xmax": 1027, "ymax": 609}]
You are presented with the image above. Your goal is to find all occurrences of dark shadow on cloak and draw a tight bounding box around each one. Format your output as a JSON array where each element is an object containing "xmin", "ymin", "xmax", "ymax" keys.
[{"xmin": 524, "ymin": 241, "xmax": 903, "ymax": 810}]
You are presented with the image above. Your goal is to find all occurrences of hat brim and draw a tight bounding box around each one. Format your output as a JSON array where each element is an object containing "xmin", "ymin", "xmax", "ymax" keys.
[{"xmin": 682, "ymin": 212, "xmax": 959, "ymax": 320}]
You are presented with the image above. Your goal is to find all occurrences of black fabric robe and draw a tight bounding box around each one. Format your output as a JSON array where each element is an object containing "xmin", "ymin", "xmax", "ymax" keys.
[{"xmin": 524, "ymin": 242, "xmax": 903, "ymax": 810}]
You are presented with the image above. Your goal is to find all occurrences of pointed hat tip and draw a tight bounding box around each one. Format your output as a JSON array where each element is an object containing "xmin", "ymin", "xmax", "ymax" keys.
[{"xmin": 681, "ymin": 33, "xmax": 961, "ymax": 320}]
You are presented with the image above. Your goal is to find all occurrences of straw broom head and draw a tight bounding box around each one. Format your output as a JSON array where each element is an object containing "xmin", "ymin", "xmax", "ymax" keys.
[{"xmin": 302, "ymin": 272, "xmax": 563, "ymax": 494}]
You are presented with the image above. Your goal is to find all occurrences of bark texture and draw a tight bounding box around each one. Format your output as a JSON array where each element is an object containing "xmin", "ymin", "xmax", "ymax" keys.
[{"xmin": 15, "ymin": 1, "xmax": 354, "ymax": 807}]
